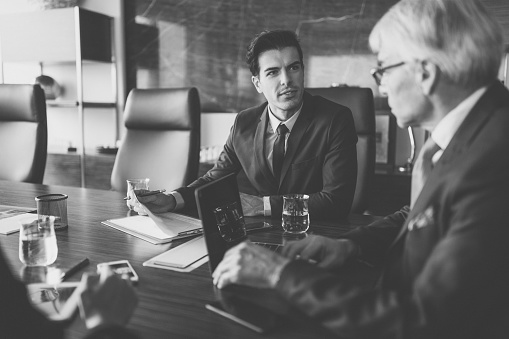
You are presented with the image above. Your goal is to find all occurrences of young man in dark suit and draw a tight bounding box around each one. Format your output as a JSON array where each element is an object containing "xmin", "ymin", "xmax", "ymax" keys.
[
  {"xmin": 212, "ymin": 1, "xmax": 509, "ymax": 338},
  {"xmin": 137, "ymin": 30, "xmax": 358, "ymax": 220}
]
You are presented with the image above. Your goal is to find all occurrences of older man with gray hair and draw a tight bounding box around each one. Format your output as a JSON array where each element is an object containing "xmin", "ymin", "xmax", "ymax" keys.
[{"xmin": 212, "ymin": 1, "xmax": 509, "ymax": 338}]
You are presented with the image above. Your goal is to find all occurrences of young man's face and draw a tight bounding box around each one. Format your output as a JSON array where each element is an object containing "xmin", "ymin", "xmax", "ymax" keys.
[{"xmin": 251, "ymin": 46, "xmax": 304, "ymax": 119}]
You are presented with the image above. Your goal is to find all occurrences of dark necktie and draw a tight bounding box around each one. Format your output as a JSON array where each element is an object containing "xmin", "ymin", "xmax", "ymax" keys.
[
  {"xmin": 410, "ymin": 137, "xmax": 441, "ymax": 208},
  {"xmin": 273, "ymin": 124, "xmax": 289, "ymax": 181}
]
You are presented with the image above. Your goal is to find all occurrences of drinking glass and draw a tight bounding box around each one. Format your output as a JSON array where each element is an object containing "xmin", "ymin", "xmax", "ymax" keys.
[
  {"xmin": 126, "ymin": 178, "xmax": 150, "ymax": 211},
  {"xmin": 213, "ymin": 201, "xmax": 247, "ymax": 243},
  {"xmin": 19, "ymin": 216, "xmax": 58, "ymax": 266},
  {"xmin": 282, "ymin": 194, "xmax": 310, "ymax": 234}
]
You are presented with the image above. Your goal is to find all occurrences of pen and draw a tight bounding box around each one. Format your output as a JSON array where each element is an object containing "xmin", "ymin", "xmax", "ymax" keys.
[
  {"xmin": 60, "ymin": 258, "xmax": 90, "ymax": 282},
  {"xmin": 178, "ymin": 228, "xmax": 203, "ymax": 236},
  {"xmin": 123, "ymin": 189, "xmax": 166, "ymax": 200}
]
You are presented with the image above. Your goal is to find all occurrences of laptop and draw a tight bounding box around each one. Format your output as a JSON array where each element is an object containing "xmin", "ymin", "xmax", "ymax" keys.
[
  {"xmin": 195, "ymin": 173, "xmax": 298, "ymax": 332},
  {"xmin": 194, "ymin": 173, "xmax": 281, "ymax": 273}
]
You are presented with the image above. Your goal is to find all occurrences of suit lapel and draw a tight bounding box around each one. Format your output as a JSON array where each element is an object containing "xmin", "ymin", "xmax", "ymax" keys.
[
  {"xmin": 432, "ymin": 82, "xmax": 504, "ymax": 168},
  {"xmin": 254, "ymin": 106, "xmax": 278, "ymax": 188},
  {"xmin": 279, "ymin": 92, "xmax": 312, "ymax": 186},
  {"xmin": 412, "ymin": 82, "xmax": 503, "ymax": 212},
  {"xmin": 391, "ymin": 82, "xmax": 504, "ymax": 247}
]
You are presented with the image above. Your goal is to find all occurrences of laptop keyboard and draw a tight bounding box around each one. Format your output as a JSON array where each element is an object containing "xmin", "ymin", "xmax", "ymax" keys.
[{"xmin": 253, "ymin": 242, "xmax": 283, "ymax": 253}]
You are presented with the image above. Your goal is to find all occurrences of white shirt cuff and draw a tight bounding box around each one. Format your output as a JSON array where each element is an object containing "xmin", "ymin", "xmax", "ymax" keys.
[
  {"xmin": 263, "ymin": 196, "xmax": 271, "ymax": 217},
  {"xmin": 167, "ymin": 191, "xmax": 185, "ymax": 210}
]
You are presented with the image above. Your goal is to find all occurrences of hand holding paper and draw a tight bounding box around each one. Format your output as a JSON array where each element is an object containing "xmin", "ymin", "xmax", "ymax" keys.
[
  {"xmin": 134, "ymin": 190, "xmax": 176, "ymax": 214},
  {"xmin": 132, "ymin": 193, "xmax": 198, "ymax": 238}
]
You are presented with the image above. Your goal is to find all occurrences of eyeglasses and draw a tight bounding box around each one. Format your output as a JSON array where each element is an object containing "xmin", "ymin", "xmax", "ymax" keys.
[{"xmin": 370, "ymin": 61, "xmax": 406, "ymax": 86}]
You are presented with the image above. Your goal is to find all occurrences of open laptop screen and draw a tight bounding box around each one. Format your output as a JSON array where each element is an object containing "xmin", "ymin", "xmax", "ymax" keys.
[{"xmin": 195, "ymin": 173, "xmax": 245, "ymax": 273}]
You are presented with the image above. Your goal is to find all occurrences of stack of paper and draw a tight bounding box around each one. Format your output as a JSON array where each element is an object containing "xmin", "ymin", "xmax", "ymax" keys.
[
  {"xmin": 0, "ymin": 205, "xmax": 37, "ymax": 235},
  {"xmin": 143, "ymin": 236, "xmax": 208, "ymax": 272},
  {"xmin": 102, "ymin": 212, "xmax": 202, "ymax": 245}
]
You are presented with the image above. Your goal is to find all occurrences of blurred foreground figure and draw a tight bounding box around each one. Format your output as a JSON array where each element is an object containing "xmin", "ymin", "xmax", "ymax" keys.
[{"xmin": 1, "ymin": 246, "xmax": 139, "ymax": 339}]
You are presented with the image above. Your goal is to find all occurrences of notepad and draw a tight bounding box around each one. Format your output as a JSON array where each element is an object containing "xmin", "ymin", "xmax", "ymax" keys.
[
  {"xmin": 102, "ymin": 212, "xmax": 202, "ymax": 245},
  {"xmin": 0, "ymin": 205, "xmax": 37, "ymax": 235},
  {"xmin": 143, "ymin": 236, "xmax": 208, "ymax": 272}
]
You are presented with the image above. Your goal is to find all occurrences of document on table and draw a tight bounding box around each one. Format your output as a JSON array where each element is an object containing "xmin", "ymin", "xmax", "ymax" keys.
[
  {"xmin": 143, "ymin": 235, "xmax": 208, "ymax": 272},
  {"xmin": 0, "ymin": 205, "xmax": 37, "ymax": 235},
  {"xmin": 102, "ymin": 212, "xmax": 203, "ymax": 245}
]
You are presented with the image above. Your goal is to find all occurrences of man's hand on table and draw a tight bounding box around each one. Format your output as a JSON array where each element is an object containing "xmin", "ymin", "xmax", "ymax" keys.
[
  {"xmin": 212, "ymin": 236, "xmax": 361, "ymax": 289},
  {"xmin": 213, "ymin": 241, "xmax": 290, "ymax": 289},
  {"xmin": 282, "ymin": 235, "xmax": 360, "ymax": 270}
]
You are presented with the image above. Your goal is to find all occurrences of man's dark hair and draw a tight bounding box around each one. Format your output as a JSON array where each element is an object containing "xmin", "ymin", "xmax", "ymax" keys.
[{"xmin": 246, "ymin": 30, "xmax": 304, "ymax": 77}]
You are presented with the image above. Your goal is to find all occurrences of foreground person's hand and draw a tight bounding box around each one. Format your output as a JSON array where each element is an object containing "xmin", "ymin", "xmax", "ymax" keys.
[
  {"xmin": 134, "ymin": 190, "xmax": 176, "ymax": 214},
  {"xmin": 282, "ymin": 235, "xmax": 359, "ymax": 270},
  {"xmin": 212, "ymin": 241, "xmax": 290, "ymax": 289},
  {"xmin": 78, "ymin": 266, "xmax": 138, "ymax": 330}
]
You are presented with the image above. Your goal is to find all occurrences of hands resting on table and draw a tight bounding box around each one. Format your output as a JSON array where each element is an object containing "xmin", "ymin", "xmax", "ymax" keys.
[{"xmin": 212, "ymin": 235, "xmax": 360, "ymax": 289}]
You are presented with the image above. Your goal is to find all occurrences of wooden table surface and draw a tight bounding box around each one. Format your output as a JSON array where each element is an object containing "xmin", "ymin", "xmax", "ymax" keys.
[{"xmin": 0, "ymin": 180, "xmax": 380, "ymax": 339}]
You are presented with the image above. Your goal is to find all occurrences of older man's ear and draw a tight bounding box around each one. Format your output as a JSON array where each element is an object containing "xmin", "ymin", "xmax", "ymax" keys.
[{"xmin": 416, "ymin": 60, "xmax": 440, "ymax": 96}]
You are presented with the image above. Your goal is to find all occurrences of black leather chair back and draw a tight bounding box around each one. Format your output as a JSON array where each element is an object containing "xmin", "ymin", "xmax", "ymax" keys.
[
  {"xmin": 306, "ymin": 87, "xmax": 376, "ymax": 214},
  {"xmin": 111, "ymin": 88, "xmax": 201, "ymax": 193},
  {"xmin": 0, "ymin": 84, "xmax": 47, "ymax": 183}
]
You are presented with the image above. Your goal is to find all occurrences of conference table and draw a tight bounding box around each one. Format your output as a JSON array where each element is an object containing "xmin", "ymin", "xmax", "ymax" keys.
[{"xmin": 0, "ymin": 180, "xmax": 381, "ymax": 339}]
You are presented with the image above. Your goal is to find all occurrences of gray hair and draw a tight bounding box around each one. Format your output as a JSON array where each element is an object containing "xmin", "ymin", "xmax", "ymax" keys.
[{"xmin": 369, "ymin": 0, "xmax": 504, "ymax": 89}]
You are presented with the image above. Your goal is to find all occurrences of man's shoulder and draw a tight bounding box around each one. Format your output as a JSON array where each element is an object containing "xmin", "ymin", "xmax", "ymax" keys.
[{"xmin": 236, "ymin": 101, "xmax": 267, "ymax": 122}]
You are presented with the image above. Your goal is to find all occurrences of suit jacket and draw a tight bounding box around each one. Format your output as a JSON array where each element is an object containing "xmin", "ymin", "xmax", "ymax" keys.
[
  {"xmin": 0, "ymin": 246, "xmax": 138, "ymax": 339},
  {"xmin": 177, "ymin": 91, "xmax": 358, "ymax": 220},
  {"xmin": 276, "ymin": 82, "xmax": 509, "ymax": 338}
]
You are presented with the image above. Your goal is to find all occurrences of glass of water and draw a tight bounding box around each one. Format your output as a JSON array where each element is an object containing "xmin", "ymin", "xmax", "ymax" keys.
[
  {"xmin": 282, "ymin": 194, "xmax": 310, "ymax": 234},
  {"xmin": 19, "ymin": 216, "xmax": 58, "ymax": 266},
  {"xmin": 213, "ymin": 201, "xmax": 247, "ymax": 243}
]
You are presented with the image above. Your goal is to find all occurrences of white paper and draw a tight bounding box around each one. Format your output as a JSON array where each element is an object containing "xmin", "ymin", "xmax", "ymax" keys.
[
  {"xmin": 143, "ymin": 236, "xmax": 209, "ymax": 272},
  {"xmin": 133, "ymin": 195, "xmax": 202, "ymax": 237},
  {"xmin": 106, "ymin": 215, "xmax": 174, "ymax": 239},
  {"xmin": 104, "ymin": 212, "xmax": 201, "ymax": 242},
  {"xmin": 0, "ymin": 211, "xmax": 38, "ymax": 235},
  {"xmin": 146, "ymin": 210, "xmax": 202, "ymax": 236}
]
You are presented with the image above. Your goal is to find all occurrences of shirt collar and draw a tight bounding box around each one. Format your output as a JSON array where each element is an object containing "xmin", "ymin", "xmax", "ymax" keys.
[
  {"xmin": 431, "ymin": 86, "xmax": 487, "ymax": 151},
  {"xmin": 267, "ymin": 103, "xmax": 303, "ymax": 133}
]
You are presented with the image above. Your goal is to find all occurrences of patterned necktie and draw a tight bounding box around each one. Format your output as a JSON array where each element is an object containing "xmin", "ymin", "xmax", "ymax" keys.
[
  {"xmin": 410, "ymin": 137, "xmax": 441, "ymax": 208},
  {"xmin": 273, "ymin": 124, "xmax": 289, "ymax": 181}
]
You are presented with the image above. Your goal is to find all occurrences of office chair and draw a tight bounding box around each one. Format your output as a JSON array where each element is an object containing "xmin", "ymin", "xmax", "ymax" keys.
[
  {"xmin": 0, "ymin": 84, "xmax": 47, "ymax": 184},
  {"xmin": 111, "ymin": 87, "xmax": 201, "ymax": 193},
  {"xmin": 306, "ymin": 87, "xmax": 376, "ymax": 214}
]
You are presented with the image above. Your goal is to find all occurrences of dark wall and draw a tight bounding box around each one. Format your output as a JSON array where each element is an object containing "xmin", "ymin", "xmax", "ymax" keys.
[{"xmin": 124, "ymin": 0, "xmax": 509, "ymax": 112}]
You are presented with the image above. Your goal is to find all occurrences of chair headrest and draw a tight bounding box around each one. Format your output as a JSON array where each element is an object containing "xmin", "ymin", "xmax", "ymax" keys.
[
  {"xmin": 124, "ymin": 87, "xmax": 200, "ymax": 130},
  {"xmin": 0, "ymin": 84, "xmax": 45, "ymax": 122},
  {"xmin": 305, "ymin": 87, "xmax": 375, "ymax": 134}
]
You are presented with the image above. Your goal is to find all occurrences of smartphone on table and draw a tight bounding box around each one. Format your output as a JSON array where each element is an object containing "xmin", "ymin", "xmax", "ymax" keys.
[{"xmin": 97, "ymin": 260, "xmax": 139, "ymax": 283}]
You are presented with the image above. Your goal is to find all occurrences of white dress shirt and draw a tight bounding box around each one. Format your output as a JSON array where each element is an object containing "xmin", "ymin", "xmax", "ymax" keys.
[
  {"xmin": 430, "ymin": 86, "xmax": 487, "ymax": 164},
  {"xmin": 262, "ymin": 105, "xmax": 303, "ymax": 215}
]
